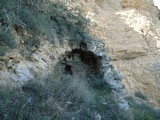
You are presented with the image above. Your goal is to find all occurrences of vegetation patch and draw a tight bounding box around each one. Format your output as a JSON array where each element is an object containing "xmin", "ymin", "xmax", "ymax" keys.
[
  {"xmin": 0, "ymin": 71, "xmax": 160, "ymax": 120},
  {"xmin": 0, "ymin": 70, "xmax": 128, "ymax": 120},
  {"xmin": 135, "ymin": 92, "xmax": 148, "ymax": 100},
  {"xmin": 0, "ymin": 0, "xmax": 95, "ymax": 56},
  {"xmin": 127, "ymin": 97, "xmax": 160, "ymax": 120}
]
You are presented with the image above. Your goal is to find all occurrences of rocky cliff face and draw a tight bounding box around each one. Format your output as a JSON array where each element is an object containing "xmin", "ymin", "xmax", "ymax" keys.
[
  {"xmin": 1, "ymin": 0, "xmax": 160, "ymax": 108},
  {"xmin": 2, "ymin": 1, "xmax": 160, "ymax": 119},
  {"xmin": 85, "ymin": 0, "xmax": 160, "ymax": 107}
]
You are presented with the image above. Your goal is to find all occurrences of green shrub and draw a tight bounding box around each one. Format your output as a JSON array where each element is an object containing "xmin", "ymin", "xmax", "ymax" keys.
[
  {"xmin": 0, "ymin": 70, "xmax": 130, "ymax": 120},
  {"xmin": 0, "ymin": 0, "xmax": 96, "ymax": 56},
  {"xmin": 0, "ymin": 31, "xmax": 16, "ymax": 48},
  {"xmin": 0, "ymin": 0, "xmax": 45, "ymax": 55},
  {"xmin": 92, "ymin": 84, "xmax": 130, "ymax": 120},
  {"xmin": 0, "ymin": 75, "xmax": 93, "ymax": 120},
  {"xmin": 47, "ymin": 1, "xmax": 90, "ymax": 44},
  {"xmin": 0, "ymin": 46, "xmax": 7, "ymax": 56},
  {"xmin": 135, "ymin": 92, "xmax": 148, "ymax": 100},
  {"xmin": 127, "ymin": 97, "xmax": 160, "ymax": 120},
  {"xmin": 0, "ymin": 0, "xmax": 17, "ymax": 55},
  {"xmin": 0, "ymin": 29, "xmax": 16, "ymax": 56}
]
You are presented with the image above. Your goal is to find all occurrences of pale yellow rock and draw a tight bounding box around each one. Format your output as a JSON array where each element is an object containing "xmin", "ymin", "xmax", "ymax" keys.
[
  {"xmin": 120, "ymin": 0, "xmax": 145, "ymax": 9},
  {"xmin": 89, "ymin": 0, "xmax": 160, "ymax": 107},
  {"xmin": 1, "ymin": 0, "xmax": 160, "ymax": 108}
]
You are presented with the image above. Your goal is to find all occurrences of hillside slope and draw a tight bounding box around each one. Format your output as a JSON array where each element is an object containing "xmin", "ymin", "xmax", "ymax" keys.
[{"xmin": 0, "ymin": 0, "xmax": 160, "ymax": 119}]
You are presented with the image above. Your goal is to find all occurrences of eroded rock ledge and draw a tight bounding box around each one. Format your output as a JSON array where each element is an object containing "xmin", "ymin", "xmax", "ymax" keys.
[
  {"xmin": 0, "ymin": 39, "xmax": 129, "ymax": 110},
  {"xmin": 93, "ymin": 0, "xmax": 160, "ymax": 107}
]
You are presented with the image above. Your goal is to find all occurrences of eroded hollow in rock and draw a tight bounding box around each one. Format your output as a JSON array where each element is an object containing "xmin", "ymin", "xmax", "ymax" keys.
[{"xmin": 60, "ymin": 47, "xmax": 105, "ymax": 87}]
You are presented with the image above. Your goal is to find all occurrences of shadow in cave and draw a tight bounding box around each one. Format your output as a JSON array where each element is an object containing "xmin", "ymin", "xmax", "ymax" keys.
[{"xmin": 54, "ymin": 41, "xmax": 106, "ymax": 88}]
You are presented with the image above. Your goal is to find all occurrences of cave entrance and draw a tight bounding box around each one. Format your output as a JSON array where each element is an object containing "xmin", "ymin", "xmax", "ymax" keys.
[{"xmin": 60, "ymin": 47, "xmax": 104, "ymax": 87}]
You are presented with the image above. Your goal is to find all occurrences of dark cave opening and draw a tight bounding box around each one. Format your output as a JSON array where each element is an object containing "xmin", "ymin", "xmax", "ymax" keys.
[
  {"xmin": 72, "ymin": 48, "xmax": 102, "ymax": 75},
  {"xmin": 60, "ymin": 44, "xmax": 105, "ymax": 87}
]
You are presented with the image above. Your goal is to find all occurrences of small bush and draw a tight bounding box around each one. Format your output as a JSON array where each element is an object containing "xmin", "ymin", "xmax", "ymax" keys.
[
  {"xmin": 127, "ymin": 97, "xmax": 160, "ymax": 120},
  {"xmin": 0, "ymin": 0, "xmax": 96, "ymax": 56},
  {"xmin": 0, "ymin": 46, "xmax": 7, "ymax": 56},
  {"xmin": 135, "ymin": 92, "xmax": 148, "ymax": 100},
  {"xmin": 0, "ymin": 29, "xmax": 16, "ymax": 56},
  {"xmin": 0, "ymin": 69, "xmax": 130, "ymax": 120},
  {"xmin": 0, "ymin": 0, "xmax": 18, "ymax": 55},
  {"xmin": 0, "ymin": 31, "xmax": 16, "ymax": 48},
  {"xmin": 0, "ymin": 74, "xmax": 94, "ymax": 119}
]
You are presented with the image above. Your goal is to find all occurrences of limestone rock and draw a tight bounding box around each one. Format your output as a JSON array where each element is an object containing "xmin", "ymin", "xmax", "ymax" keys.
[
  {"xmin": 11, "ymin": 61, "xmax": 34, "ymax": 82},
  {"xmin": 118, "ymin": 98, "xmax": 129, "ymax": 110},
  {"xmin": 87, "ymin": 0, "xmax": 160, "ymax": 107},
  {"xmin": 1, "ymin": 0, "xmax": 160, "ymax": 108},
  {"xmin": 95, "ymin": 113, "xmax": 101, "ymax": 120},
  {"xmin": 95, "ymin": 114, "xmax": 101, "ymax": 120}
]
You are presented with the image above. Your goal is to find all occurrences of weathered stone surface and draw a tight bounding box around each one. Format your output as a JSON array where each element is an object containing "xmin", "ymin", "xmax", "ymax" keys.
[
  {"xmin": 1, "ymin": 0, "xmax": 160, "ymax": 108},
  {"xmin": 118, "ymin": 98, "xmax": 129, "ymax": 110},
  {"xmin": 95, "ymin": 112, "xmax": 101, "ymax": 120},
  {"xmin": 87, "ymin": 0, "xmax": 160, "ymax": 107}
]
